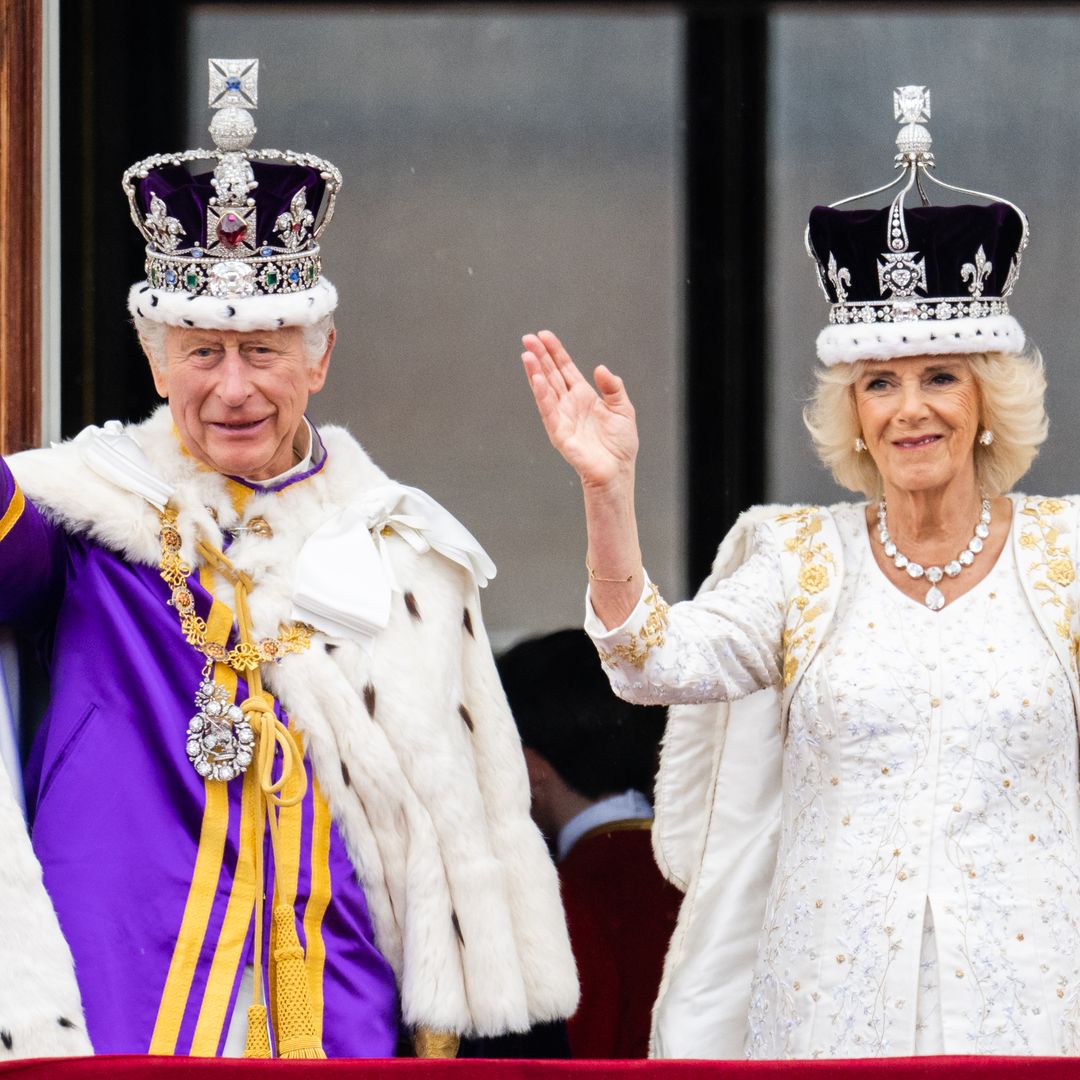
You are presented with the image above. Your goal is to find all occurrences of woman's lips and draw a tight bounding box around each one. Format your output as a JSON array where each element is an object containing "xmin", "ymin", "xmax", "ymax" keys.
[{"xmin": 893, "ymin": 434, "xmax": 942, "ymax": 449}]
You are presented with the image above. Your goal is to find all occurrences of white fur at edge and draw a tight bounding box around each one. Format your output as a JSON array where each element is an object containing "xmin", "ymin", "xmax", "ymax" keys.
[
  {"xmin": 816, "ymin": 313, "xmax": 1024, "ymax": 365},
  {"xmin": 0, "ymin": 757, "xmax": 93, "ymax": 1058},
  {"xmin": 126, "ymin": 278, "xmax": 338, "ymax": 331},
  {"xmin": 8, "ymin": 407, "xmax": 578, "ymax": 1038}
]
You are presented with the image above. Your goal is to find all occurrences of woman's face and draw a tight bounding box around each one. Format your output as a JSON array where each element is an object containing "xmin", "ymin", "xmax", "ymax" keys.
[{"xmin": 852, "ymin": 354, "xmax": 981, "ymax": 496}]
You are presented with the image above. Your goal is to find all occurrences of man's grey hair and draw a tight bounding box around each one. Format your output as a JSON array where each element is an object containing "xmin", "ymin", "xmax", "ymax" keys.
[{"xmin": 134, "ymin": 313, "xmax": 334, "ymax": 371}]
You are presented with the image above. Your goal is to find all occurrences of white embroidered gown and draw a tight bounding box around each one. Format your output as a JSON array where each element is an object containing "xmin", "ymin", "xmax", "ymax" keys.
[{"xmin": 587, "ymin": 501, "xmax": 1080, "ymax": 1057}]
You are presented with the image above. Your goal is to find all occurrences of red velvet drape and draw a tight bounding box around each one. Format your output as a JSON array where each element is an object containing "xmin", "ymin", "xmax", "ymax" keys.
[{"xmin": 2, "ymin": 1058, "xmax": 1078, "ymax": 1079}]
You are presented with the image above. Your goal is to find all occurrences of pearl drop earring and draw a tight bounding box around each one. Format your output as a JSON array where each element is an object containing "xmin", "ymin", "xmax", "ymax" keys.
[
  {"xmin": 979, "ymin": 429, "xmax": 994, "ymax": 447},
  {"xmin": 854, "ymin": 437, "xmax": 867, "ymax": 453}
]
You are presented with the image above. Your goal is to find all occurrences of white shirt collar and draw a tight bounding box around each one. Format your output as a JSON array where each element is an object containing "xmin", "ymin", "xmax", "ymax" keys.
[
  {"xmin": 238, "ymin": 417, "xmax": 314, "ymax": 487},
  {"xmin": 556, "ymin": 788, "xmax": 653, "ymax": 863}
]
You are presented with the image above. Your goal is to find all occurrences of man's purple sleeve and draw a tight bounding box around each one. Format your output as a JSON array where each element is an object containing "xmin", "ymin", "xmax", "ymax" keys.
[{"xmin": 0, "ymin": 457, "xmax": 67, "ymax": 626}]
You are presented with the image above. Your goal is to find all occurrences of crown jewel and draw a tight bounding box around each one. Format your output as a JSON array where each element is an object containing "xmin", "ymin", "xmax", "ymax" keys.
[
  {"xmin": 805, "ymin": 87, "xmax": 1029, "ymax": 365},
  {"xmin": 122, "ymin": 58, "xmax": 342, "ymax": 302}
]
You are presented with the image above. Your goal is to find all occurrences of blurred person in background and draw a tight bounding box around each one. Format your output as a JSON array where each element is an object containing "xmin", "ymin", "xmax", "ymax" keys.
[{"xmin": 500, "ymin": 628, "xmax": 681, "ymax": 1059}]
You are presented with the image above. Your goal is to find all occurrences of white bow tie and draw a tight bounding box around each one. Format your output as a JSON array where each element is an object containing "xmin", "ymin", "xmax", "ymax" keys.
[{"xmin": 291, "ymin": 483, "xmax": 495, "ymax": 651}]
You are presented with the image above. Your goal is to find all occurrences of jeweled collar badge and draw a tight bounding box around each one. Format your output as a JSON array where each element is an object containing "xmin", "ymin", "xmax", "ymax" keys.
[{"xmin": 157, "ymin": 506, "xmax": 312, "ymax": 780}]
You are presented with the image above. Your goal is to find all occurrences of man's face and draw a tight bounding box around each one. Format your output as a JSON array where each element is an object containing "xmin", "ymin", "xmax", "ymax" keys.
[{"xmin": 149, "ymin": 326, "xmax": 333, "ymax": 481}]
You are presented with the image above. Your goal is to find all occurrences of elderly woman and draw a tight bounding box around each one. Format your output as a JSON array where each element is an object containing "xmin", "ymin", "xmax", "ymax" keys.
[{"xmin": 523, "ymin": 90, "xmax": 1080, "ymax": 1059}]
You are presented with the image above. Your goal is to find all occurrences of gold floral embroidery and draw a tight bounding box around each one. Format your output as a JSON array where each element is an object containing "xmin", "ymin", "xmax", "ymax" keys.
[
  {"xmin": 783, "ymin": 654, "xmax": 799, "ymax": 685},
  {"xmin": 1048, "ymin": 558, "xmax": 1075, "ymax": 587},
  {"xmin": 775, "ymin": 506, "xmax": 834, "ymax": 686},
  {"xmin": 1019, "ymin": 498, "xmax": 1078, "ymax": 654},
  {"xmin": 597, "ymin": 581, "xmax": 670, "ymax": 670},
  {"xmin": 798, "ymin": 564, "xmax": 828, "ymax": 594}
]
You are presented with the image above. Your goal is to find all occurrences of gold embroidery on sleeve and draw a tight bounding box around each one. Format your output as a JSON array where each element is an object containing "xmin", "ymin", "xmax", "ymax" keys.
[
  {"xmin": 776, "ymin": 507, "xmax": 834, "ymax": 686},
  {"xmin": 597, "ymin": 581, "xmax": 670, "ymax": 670},
  {"xmin": 1019, "ymin": 498, "xmax": 1078, "ymax": 653}
]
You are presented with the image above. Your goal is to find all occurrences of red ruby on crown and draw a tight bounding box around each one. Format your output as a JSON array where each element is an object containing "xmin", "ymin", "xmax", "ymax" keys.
[{"xmin": 216, "ymin": 212, "xmax": 247, "ymax": 247}]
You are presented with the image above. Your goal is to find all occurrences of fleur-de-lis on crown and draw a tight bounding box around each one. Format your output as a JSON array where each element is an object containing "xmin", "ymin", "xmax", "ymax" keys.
[
  {"xmin": 827, "ymin": 253, "xmax": 852, "ymax": 304},
  {"xmin": 144, "ymin": 193, "xmax": 186, "ymax": 252},
  {"xmin": 961, "ymin": 245, "xmax": 992, "ymax": 298},
  {"xmin": 274, "ymin": 188, "xmax": 315, "ymax": 251},
  {"xmin": 1002, "ymin": 255, "xmax": 1022, "ymax": 297}
]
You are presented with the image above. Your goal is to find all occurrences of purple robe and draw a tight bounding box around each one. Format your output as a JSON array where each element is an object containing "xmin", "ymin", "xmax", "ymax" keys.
[{"xmin": 0, "ymin": 448, "xmax": 398, "ymax": 1057}]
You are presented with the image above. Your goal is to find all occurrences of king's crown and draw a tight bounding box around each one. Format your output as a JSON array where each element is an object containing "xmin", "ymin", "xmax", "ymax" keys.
[{"xmin": 122, "ymin": 59, "xmax": 342, "ymax": 301}]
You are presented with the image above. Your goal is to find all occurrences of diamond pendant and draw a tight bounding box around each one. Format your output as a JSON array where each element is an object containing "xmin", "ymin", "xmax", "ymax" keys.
[
  {"xmin": 185, "ymin": 678, "xmax": 255, "ymax": 781},
  {"xmin": 924, "ymin": 584, "xmax": 946, "ymax": 612}
]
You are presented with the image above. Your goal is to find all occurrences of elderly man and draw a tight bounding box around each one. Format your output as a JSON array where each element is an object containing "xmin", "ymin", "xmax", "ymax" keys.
[{"xmin": 0, "ymin": 60, "xmax": 576, "ymax": 1060}]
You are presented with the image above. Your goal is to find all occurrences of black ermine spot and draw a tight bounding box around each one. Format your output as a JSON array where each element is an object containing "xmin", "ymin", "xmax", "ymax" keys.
[{"xmin": 459, "ymin": 704, "xmax": 474, "ymax": 732}]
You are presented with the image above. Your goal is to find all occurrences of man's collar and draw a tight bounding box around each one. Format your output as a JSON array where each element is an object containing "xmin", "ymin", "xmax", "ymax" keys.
[
  {"xmin": 556, "ymin": 788, "xmax": 653, "ymax": 863},
  {"xmin": 228, "ymin": 417, "xmax": 328, "ymax": 494}
]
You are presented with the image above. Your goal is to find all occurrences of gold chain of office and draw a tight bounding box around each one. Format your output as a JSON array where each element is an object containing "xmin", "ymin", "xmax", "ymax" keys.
[{"xmin": 157, "ymin": 506, "xmax": 313, "ymax": 670}]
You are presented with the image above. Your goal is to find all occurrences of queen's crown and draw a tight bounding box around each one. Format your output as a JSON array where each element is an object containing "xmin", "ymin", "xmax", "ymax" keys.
[{"xmin": 805, "ymin": 86, "xmax": 1029, "ymax": 328}]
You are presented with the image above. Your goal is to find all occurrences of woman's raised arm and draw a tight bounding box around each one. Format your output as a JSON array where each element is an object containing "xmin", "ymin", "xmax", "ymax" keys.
[{"xmin": 521, "ymin": 330, "xmax": 644, "ymax": 629}]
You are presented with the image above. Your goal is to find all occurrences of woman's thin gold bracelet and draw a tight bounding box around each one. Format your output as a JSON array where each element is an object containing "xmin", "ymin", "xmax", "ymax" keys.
[{"xmin": 585, "ymin": 556, "xmax": 639, "ymax": 584}]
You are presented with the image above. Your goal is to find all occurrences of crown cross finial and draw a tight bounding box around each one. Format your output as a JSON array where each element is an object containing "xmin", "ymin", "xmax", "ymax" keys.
[
  {"xmin": 209, "ymin": 59, "xmax": 259, "ymax": 110},
  {"xmin": 894, "ymin": 86, "xmax": 930, "ymax": 125},
  {"xmin": 894, "ymin": 85, "xmax": 933, "ymax": 162}
]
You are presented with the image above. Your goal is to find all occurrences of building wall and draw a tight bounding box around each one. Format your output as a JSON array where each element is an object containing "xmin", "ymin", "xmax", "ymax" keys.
[{"xmin": 188, "ymin": 7, "xmax": 685, "ymax": 648}]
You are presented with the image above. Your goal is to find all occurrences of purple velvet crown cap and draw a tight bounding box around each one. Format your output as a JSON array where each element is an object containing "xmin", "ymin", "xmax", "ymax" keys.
[
  {"xmin": 808, "ymin": 202, "xmax": 1025, "ymax": 306},
  {"xmin": 135, "ymin": 161, "xmax": 327, "ymax": 252}
]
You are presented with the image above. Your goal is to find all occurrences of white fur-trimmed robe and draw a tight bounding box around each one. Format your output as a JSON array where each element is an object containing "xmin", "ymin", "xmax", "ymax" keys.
[
  {"xmin": 8, "ymin": 406, "xmax": 578, "ymax": 1038},
  {"xmin": 0, "ymin": 757, "xmax": 93, "ymax": 1059}
]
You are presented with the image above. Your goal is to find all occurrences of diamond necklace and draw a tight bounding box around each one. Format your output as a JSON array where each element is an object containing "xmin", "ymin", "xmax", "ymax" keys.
[{"xmin": 876, "ymin": 496, "xmax": 992, "ymax": 611}]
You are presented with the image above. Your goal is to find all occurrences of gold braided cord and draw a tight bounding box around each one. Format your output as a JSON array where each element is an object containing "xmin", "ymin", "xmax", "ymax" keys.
[
  {"xmin": 242, "ymin": 1004, "xmax": 272, "ymax": 1059},
  {"xmin": 413, "ymin": 1028, "xmax": 461, "ymax": 1058},
  {"xmin": 156, "ymin": 504, "xmax": 324, "ymax": 1057}
]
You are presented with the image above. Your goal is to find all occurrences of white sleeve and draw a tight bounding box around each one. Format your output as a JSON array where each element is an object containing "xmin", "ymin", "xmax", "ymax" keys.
[{"xmin": 584, "ymin": 523, "xmax": 784, "ymax": 705}]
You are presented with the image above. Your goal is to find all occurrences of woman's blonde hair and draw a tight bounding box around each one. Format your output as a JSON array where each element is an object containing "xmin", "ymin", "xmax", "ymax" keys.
[{"xmin": 803, "ymin": 350, "xmax": 1049, "ymax": 498}]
